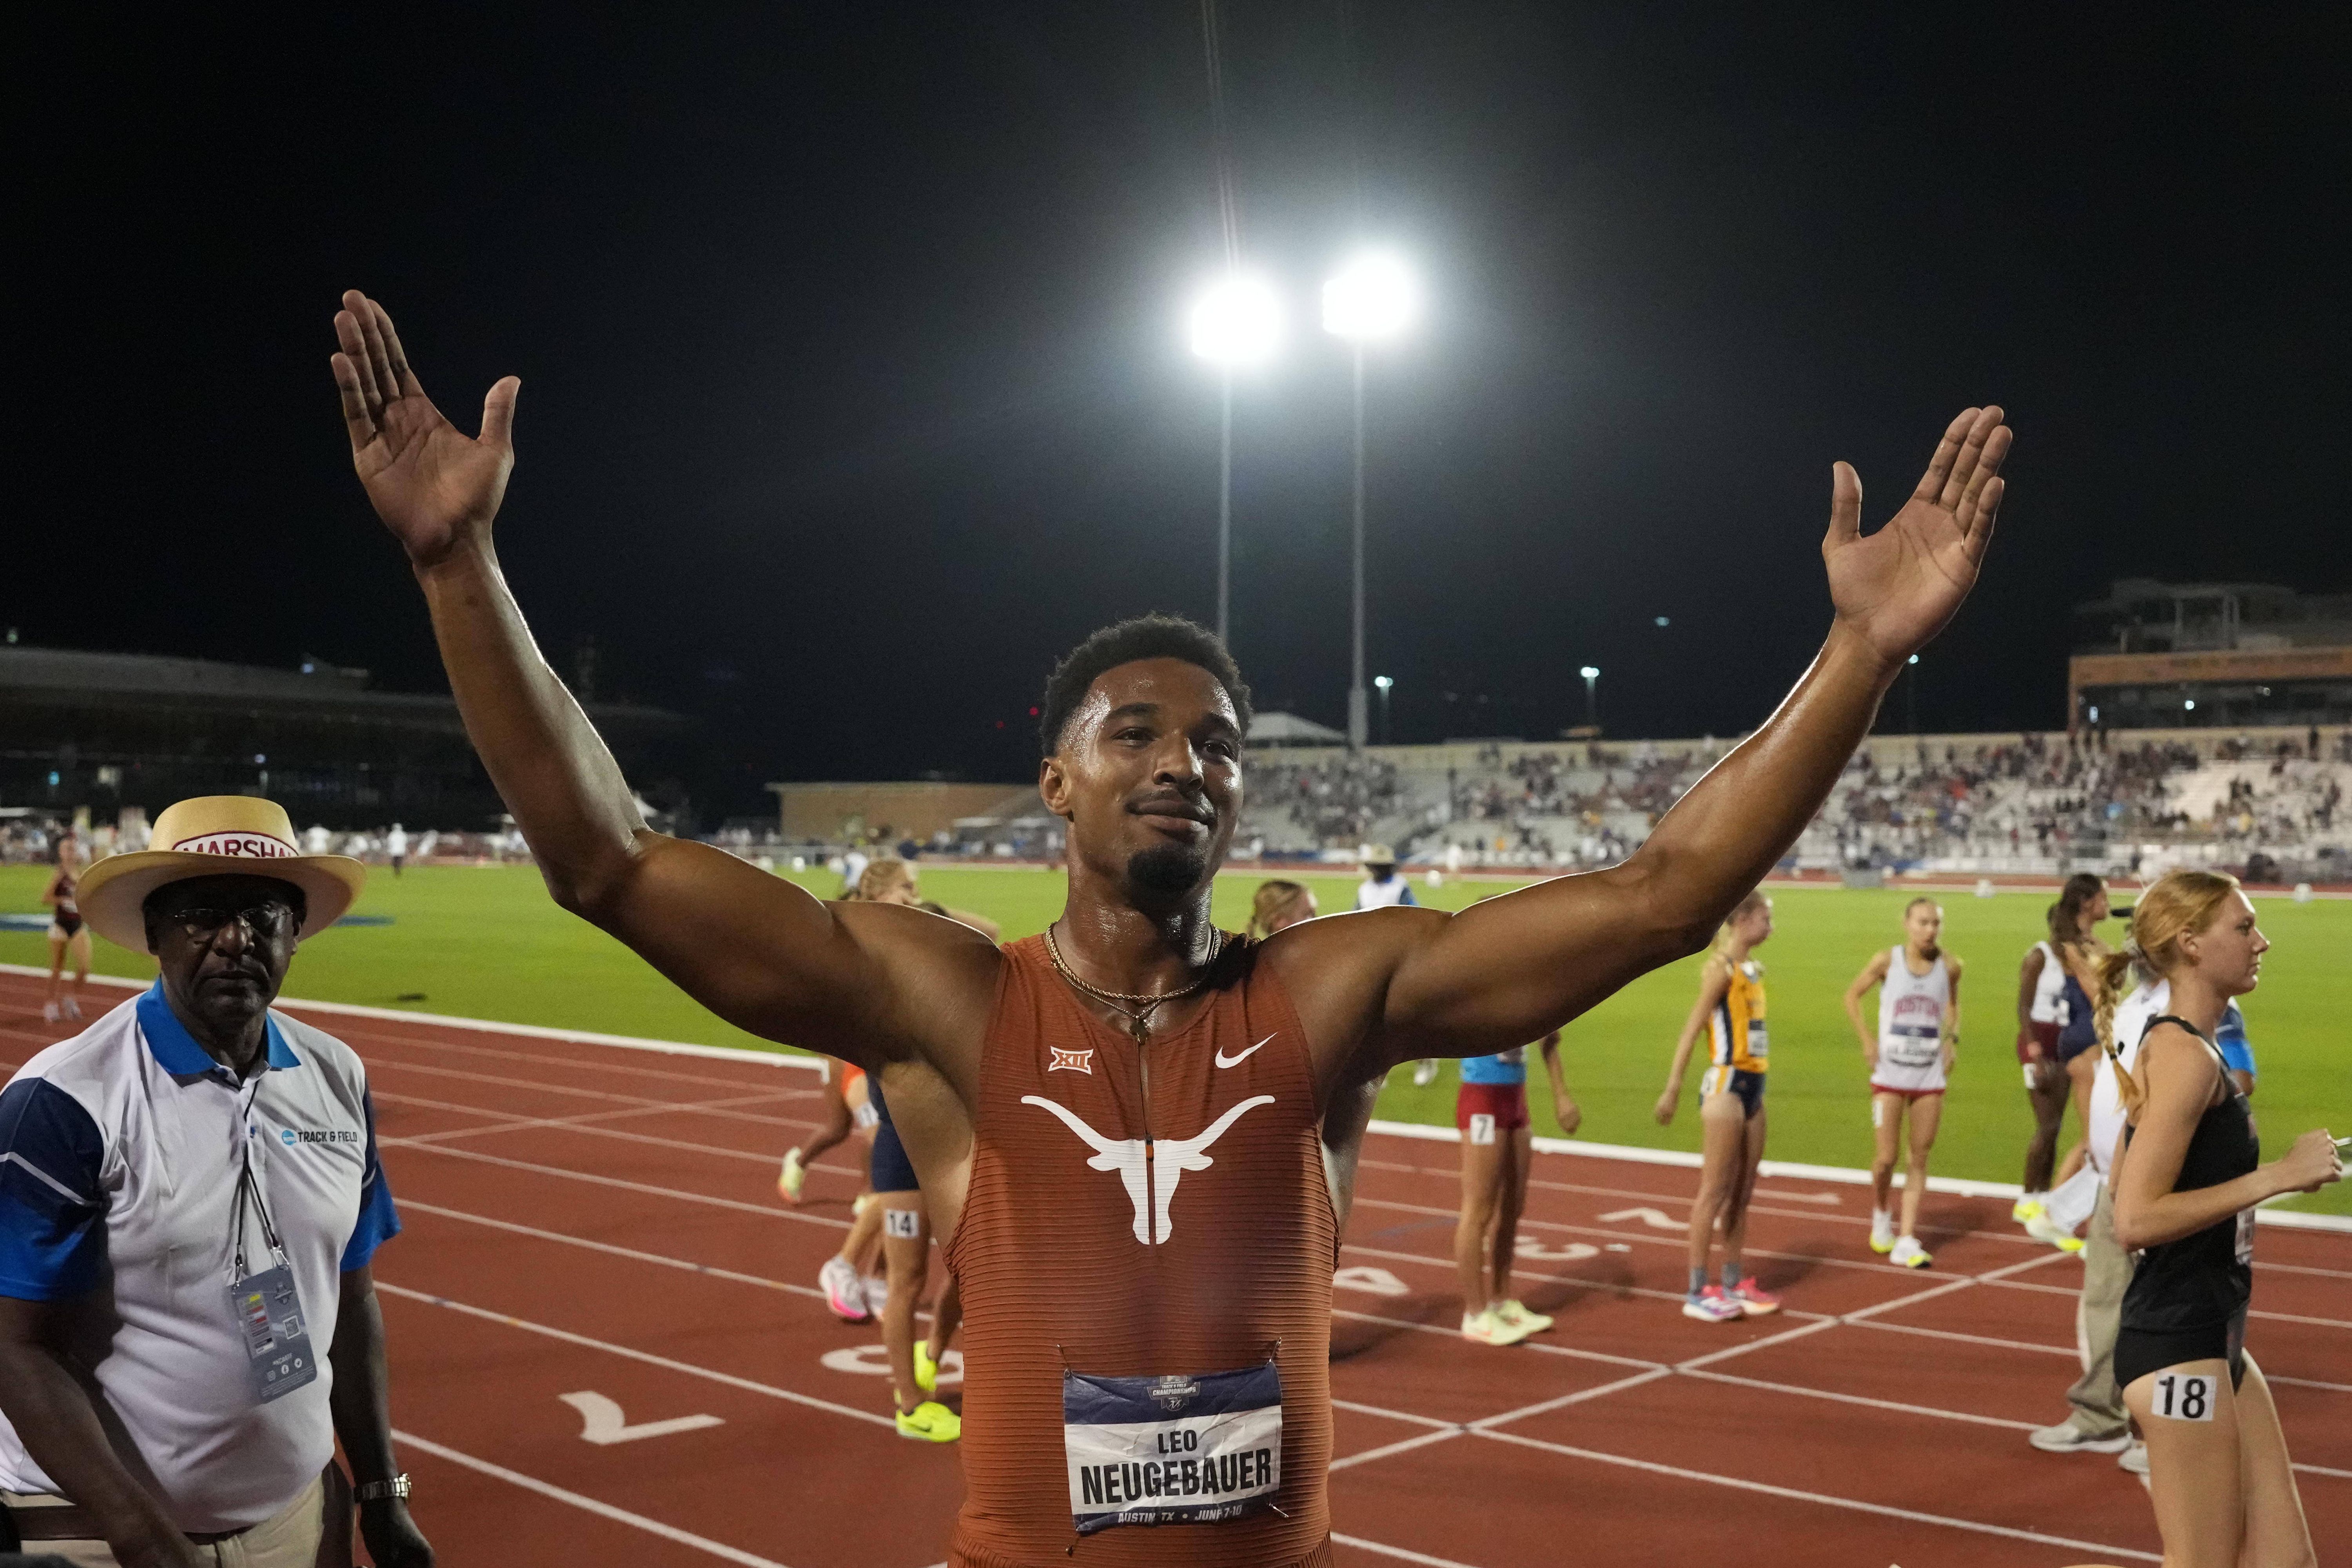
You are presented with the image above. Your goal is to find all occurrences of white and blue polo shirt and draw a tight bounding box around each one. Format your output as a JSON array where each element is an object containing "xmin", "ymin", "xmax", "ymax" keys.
[{"xmin": 0, "ymin": 984, "xmax": 400, "ymax": 1532}]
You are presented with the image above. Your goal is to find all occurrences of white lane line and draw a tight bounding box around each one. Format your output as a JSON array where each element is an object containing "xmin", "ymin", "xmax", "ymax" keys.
[
  {"xmin": 1348, "ymin": 1194, "xmax": 1968, "ymax": 1279},
  {"xmin": 1338, "ymin": 1239, "xmax": 1838, "ymax": 1321},
  {"xmin": 391, "ymin": 1428, "xmax": 795, "ymax": 1567},
  {"xmin": 378, "ymin": 1141, "xmax": 850, "ymax": 1230},
  {"xmin": 385, "ymin": 1093, "xmax": 819, "ymax": 1162},
  {"xmin": 397, "ymin": 1200, "xmax": 830, "ymax": 1301},
  {"xmin": 351, "ymin": 1031, "xmax": 819, "ymax": 1088},
  {"xmin": 1673, "ymin": 1316, "xmax": 1840, "ymax": 1372},
  {"xmin": 1331, "ymin": 1398, "xmax": 1455, "ymax": 1432},
  {"xmin": 2245, "ymin": 1307, "xmax": 2352, "ymax": 1331},
  {"xmin": 2267, "ymin": 1373, "xmax": 2352, "ymax": 1394},
  {"xmin": 1327, "ymin": 1427, "xmax": 1466, "ymax": 1474},
  {"xmin": 382, "ymin": 1087, "xmax": 809, "ymax": 1145},
  {"xmin": 1681, "ymin": 1368, "xmax": 2038, "ymax": 1432},
  {"xmin": 2298, "ymin": 1462, "xmax": 2352, "ymax": 1479},
  {"xmin": 374, "ymin": 1282, "xmax": 894, "ymax": 1427},
  {"xmin": 1469, "ymin": 1428, "xmax": 2162, "ymax": 1563},
  {"xmin": 1466, "ymin": 1368, "xmax": 1675, "ymax": 1430},
  {"xmin": 1329, "ymin": 1531, "xmax": 1489, "ymax": 1568},
  {"xmin": 370, "ymin": 1057, "xmax": 807, "ymax": 1125},
  {"xmin": 1330, "ymin": 1308, "xmax": 1659, "ymax": 1372},
  {"xmin": 1843, "ymin": 1318, "xmax": 2076, "ymax": 1358}
]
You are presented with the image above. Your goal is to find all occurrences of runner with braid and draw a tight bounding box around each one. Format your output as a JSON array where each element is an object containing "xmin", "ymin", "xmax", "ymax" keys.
[{"xmin": 333, "ymin": 289, "xmax": 2010, "ymax": 1567}]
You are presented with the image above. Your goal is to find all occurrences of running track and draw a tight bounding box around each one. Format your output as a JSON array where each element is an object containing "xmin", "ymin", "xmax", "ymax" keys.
[{"xmin": 4, "ymin": 969, "xmax": 2345, "ymax": 1566}]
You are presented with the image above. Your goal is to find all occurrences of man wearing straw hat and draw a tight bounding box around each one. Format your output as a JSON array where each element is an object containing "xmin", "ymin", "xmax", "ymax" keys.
[{"xmin": 0, "ymin": 798, "xmax": 431, "ymax": 1566}]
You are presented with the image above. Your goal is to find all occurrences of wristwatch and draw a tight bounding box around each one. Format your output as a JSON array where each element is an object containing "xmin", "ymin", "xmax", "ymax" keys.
[{"xmin": 354, "ymin": 1473, "xmax": 412, "ymax": 1503}]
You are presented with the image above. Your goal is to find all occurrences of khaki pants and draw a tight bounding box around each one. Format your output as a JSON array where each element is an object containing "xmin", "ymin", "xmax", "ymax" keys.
[
  {"xmin": 2063, "ymin": 1180, "xmax": 2133, "ymax": 1436},
  {"xmin": 2, "ymin": 1474, "xmax": 330, "ymax": 1567}
]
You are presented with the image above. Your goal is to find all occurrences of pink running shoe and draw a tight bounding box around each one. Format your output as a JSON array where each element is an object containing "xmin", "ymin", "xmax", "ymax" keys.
[
  {"xmin": 1729, "ymin": 1278, "xmax": 1780, "ymax": 1317},
  {"xmin": 819, "ymin": 1256, "xmax": 869, "ymax": 1322},
  {"xmin": 1681, "ymin": 1285, "xmax": 1743, "ymax": 1323}
]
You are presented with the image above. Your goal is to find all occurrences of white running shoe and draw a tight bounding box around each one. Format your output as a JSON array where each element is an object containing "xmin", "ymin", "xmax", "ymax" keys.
[
  {"xmin": 61, "ymin": 995, "xmax": 82, "ymax": 1020},
  {"xmin": 1869, "ymin": 1218, "xmax": 1895, "ymax": 1255},
  {"xmin": 1411, "ymin": 1058, "xmax": 1440, "ymax": 1087},
  {"xmin": 2118, "ymin": 1439, "xmax": 2149, "ymax": 1476},
  {"xmin": 777, "ymin": 1148, "xmax": 807, "ymax": 1203},
  {"xmin": 42, "ymin": 1001, "xmax": 60, "ymax": 1024},
  {"xmin": 1681, "ymin": 1286, "xmax": 1744, "ymax": 1323},
  {"xmin": 1492, "ymin": 1299, "xmax": 1553, "ymax": 1335},
  {"xmin": 1461, "ymin": 1307, "xmax": 1535, "ymax": 1346},
  {"xmin": 2028, "ymin": 1419, "xmax": 2132, "ymax": 1455},
  {"xmin": 862, "ymin": 1272, "xmax": 890, "ymax": 1313},
  {"xmin": 2013, "ymin": 1196, "xmax": 2043, "ymax": 1223},
  {"xmin": 1888, "ymin": 1236, "xmax": 1932, "ymax": 1269},
  {"xmin": 819, "ymin": 1256, "xmax": 869, "ymax": 1321}
]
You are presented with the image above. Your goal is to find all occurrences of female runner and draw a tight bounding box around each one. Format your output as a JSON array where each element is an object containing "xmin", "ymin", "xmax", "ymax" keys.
[
  {"xmin": 2013, "ymin": 874, "xmax": 2103, "ymax": 1234},
  {"xmin": 1843, "ymin": 898, "xmax": 1963, "ymax": 1267},
  {"xmin": 2048, "ymin": 875, "xmax": 2116, "ymax": 1190},
  {"xmin": 2103, "ymin": 869, "xmax": 2338, "ymax": 1566},
  {"xmin": 1656, "ymin": 891, "xmax": 1779, "ymax": 1321},
  {"xmin": 1454, "ymin": 1027, "xmax": 1577, "ymax": 1344},
  {"xmin": 40, "ymin": 833, "xmax": 91, "ymax": 1025}
]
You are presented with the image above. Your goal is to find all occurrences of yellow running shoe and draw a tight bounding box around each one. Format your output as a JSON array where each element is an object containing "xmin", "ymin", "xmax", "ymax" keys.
[
  {"xmin": 777, "ymin": 1148, "xmax": 806, "ymax": 1203},
  {"xmin": 896, "ymin": 1401, "xmax": 961, "ymax": 1443},
  {"xmin": 914, "ymin": 1341, "xmax": 940, "ymax": 1393},
  {"xmin": 1492, "ymin": 1299, "xmax": 1554, "ymax": 1335}
]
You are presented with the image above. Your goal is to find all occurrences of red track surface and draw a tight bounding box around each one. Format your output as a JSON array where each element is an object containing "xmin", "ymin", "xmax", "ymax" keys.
[{"xmin": 4, "ymin": 971, "xmax": 2346, "ymax": 1566}]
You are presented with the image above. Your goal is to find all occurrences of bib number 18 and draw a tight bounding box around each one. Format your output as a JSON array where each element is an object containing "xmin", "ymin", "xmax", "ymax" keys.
[{"xmin": 2151, "ymin": 1372, "xmax": 2216, "ymax": 1422}]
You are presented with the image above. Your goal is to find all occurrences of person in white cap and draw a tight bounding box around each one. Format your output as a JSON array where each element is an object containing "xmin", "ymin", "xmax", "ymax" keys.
[{"xmin": 0, "ymin": 797, "xmax": 431, "ymax": 1567}]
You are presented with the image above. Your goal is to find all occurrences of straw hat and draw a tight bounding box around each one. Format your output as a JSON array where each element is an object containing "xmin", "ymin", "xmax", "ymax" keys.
[
  {"xmin": 1361, "ymin": 843, "xmax": 1397, "ymax": 866},
  {"xmin": 76, "ymin": 796, "xmax": 367, "ymax": 952}
]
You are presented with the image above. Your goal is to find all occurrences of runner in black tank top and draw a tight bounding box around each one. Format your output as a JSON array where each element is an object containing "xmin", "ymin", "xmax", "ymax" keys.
[
  {"xmin": 2103, "ymin": 871, "xmax": 2338, "ymax": 1568},
  {"xmin": 2112, "ymin": 1016, "xmax": 2257, "ymax": 1392}
]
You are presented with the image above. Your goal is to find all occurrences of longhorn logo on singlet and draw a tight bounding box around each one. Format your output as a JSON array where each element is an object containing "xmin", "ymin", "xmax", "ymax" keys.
[{"xmin": 1021, "ymin": 1095, "xmax": 1274, "ymax": 1244}]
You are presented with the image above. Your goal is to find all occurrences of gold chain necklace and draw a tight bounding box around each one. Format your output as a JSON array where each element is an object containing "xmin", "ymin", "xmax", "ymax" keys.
[{"xmin": 1043, "ymin": 922, "xmax": 1225, "ymax": 1044}]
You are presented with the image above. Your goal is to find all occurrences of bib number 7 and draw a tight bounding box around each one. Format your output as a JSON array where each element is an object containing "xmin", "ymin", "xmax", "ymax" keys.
[{"xmin": 2151, "ymin": 1372, "xmax": 2216, "ymax": 1422}]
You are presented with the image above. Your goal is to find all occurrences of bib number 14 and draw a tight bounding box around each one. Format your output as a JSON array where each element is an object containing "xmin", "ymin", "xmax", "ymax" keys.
[{"xmin": 2151, "ymin": 1372, "xmax": 2216, "ymax": 1423}]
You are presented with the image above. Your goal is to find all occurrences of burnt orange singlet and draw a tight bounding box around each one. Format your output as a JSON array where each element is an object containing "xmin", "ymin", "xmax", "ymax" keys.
[{"xmin": 944, "ymin": 934, "xmax": 1337, "ymax": 1568}]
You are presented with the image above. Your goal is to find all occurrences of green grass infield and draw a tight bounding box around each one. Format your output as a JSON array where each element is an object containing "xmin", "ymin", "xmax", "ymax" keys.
[{"xmin": 5, "ymin": 860, "xmax": 2343, "ymax": 1215}]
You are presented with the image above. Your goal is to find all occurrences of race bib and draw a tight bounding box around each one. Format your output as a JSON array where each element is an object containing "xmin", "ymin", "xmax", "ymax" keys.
[
  {"xmin": 2149, "ymin": 1372, "xmax": 2216, "ymax": 1422},
  {"xmin": 884, "ymin": 1207, "xmax": 921, "ymax": 1240},
  {"xmin": 1065, "ymin": 1361, "xmax": 1282, "ymax": 1535},
  {"xmin": 2234, "ymin": 1207, "xmax": 2255, "ymax": 1266},
  {"xmin": 1882, "ymin": 1026, "xmax": 1941, "ymax": 1068},
  {"xmin": 1745, "ymin": 1025, "xmax": 1768, "ymax": 1060},
  {"xmin": 1468, "ymin": 1113, "xmax": 1497, "ymax": 1147}
]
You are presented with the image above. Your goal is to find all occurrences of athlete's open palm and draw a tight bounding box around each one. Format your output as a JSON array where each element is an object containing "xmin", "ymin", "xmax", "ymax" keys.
[
  {"xmin": 332, "ymin": 290, "xmax": 519, "ymax": 569},
  {"xmin": 1823, "ymin": 406, "xmax": 2011, "ymax": 664}
]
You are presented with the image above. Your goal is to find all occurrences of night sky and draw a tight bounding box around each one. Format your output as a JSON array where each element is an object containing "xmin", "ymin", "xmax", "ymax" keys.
[{"xmin": 13, "ymin": 6, "xmax": 2349, "ymax": 815}]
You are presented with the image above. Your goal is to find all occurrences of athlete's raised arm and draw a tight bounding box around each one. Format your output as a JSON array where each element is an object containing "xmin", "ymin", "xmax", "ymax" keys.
[
  {"xmin": 1277, "ymin": 408, "xmax": 2010, "ymax": 1068},
  {"xmin": 331, "ymin": 292, "xmax": 995, "ymax": 1074}
]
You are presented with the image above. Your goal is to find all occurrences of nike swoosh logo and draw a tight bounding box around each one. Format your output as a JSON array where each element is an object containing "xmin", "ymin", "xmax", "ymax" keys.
[{"xmin": 1216, "ymin": 1034, "xmax": 1275, "ymax": 1070}]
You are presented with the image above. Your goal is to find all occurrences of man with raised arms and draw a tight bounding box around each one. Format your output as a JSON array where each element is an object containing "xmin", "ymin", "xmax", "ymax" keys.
[{"xmin": 330, "ymin": 290, "xmax": 2009, "ymax": 1568}]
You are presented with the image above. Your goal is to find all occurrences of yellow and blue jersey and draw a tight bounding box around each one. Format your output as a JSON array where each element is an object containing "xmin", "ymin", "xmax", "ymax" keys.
[{"xmin": 1707, "ymin": 959, "xmax": 1768, "ymax": 1074}]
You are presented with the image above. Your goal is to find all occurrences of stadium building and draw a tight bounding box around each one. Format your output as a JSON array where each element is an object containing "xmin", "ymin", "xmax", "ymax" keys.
[
  {"xmin": 0, "ymin": 643, "xmax": 687, "ymax": 830},
  {"xmin": 2069, "ymin": 579, "xmax": 2352, "ymax": 731}
]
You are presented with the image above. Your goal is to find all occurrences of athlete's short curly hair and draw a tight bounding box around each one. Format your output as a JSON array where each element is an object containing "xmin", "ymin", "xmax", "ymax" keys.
[{"xmin": 1038, "ymin": 614, "xmax": 1253, "ymax": 756}]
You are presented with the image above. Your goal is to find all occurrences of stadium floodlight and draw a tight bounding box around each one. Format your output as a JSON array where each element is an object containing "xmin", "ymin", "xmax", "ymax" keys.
[
  {"xmin": 1579, "ymin": 666, "xmax": 1600, "ymax": 680},
  {"xmin": 1189, "ymin": 274, "xmax": 1284, "ymax": 367},
  {"xmin": 1187, "ymin": 272, "xmax": 1283, "ymax": 646},
  {"xmin": 1579, "ymin": 667, "xmax": 1601, "ymax": 731},
  {"xmin": 1321, "ymin": 254, "xmax": 1418, "ymax": 343},
  {"xmin": 1373, "ymin": 675, "xmax": 1394, "ymax": 744}
]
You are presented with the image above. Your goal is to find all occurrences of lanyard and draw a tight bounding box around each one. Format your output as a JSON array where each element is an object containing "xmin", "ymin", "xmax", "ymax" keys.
[{"xmin": 230, "ymin": 1077, "xmax": 286, "ymax": 1280}]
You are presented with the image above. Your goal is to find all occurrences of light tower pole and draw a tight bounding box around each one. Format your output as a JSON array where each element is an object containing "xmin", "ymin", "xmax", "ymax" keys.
[
  {"xmin": 1187, "ymin": 274, "xmax": 1283, "ymax": 646},
  {"xmin": 1580, "ymin": 666, "xmax": 1600, "ymax": 732},
  {"xmin": 1322, "ymin": 254, "xmax": 1417, "ymax": 749}
]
